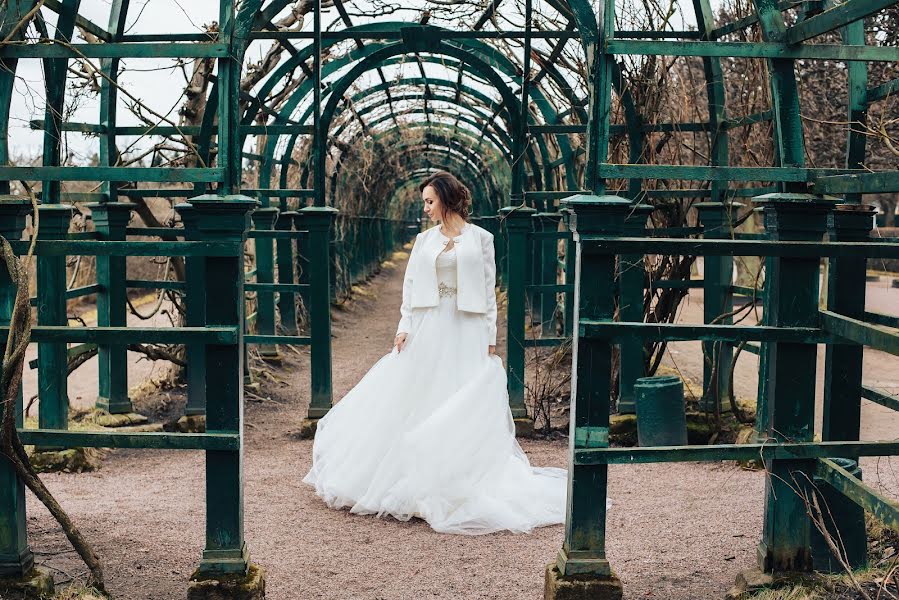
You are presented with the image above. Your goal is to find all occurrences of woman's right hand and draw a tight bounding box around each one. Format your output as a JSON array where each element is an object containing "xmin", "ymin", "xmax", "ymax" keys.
[{"xmin": 394, "ymin": 333, "xmax": 408, "ymax": 353}]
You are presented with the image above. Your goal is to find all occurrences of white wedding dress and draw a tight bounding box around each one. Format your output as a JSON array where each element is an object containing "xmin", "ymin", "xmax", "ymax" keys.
[{"xmin": 302, "ymin": 244, "xmax": 567, "ymax": 535}]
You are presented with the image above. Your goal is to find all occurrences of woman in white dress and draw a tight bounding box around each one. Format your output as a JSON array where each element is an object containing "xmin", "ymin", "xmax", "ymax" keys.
[{"xmin": 303, "ymin": 171, "xmax": 566, "ymax": 535}]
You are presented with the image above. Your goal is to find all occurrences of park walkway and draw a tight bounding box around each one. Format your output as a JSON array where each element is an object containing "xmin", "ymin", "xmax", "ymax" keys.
[{"xmin": 23, "ymin": 249, "xmax": 898, "ymax": 599}]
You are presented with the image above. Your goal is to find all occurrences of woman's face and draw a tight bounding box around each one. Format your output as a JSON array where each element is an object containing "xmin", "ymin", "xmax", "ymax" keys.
[{"xmin": 422, "ymin": 185, "xmax": 444, "ymax": 224}]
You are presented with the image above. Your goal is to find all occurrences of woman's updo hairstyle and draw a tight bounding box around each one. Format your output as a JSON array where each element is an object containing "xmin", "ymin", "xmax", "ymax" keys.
[{"xmin": 419, "ymin": 171, "xmax": 472, "ymax": 221}]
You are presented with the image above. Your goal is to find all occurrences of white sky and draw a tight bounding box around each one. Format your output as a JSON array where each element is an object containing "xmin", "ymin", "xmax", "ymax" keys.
[{"xmin": 7, "ymin": 0, "xmax": 698, "ymax": 163}]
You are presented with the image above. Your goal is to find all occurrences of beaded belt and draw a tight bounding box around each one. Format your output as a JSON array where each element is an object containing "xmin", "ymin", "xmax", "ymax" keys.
[{"xmin": 438, "ymin": 281, "xmax": 457, "ymax": 297}]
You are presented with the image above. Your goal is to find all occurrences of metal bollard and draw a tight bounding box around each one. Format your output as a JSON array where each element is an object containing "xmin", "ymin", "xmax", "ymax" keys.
[{"xmin": 634, "ymin": 375, "xmax": 688, "ymax": 447}]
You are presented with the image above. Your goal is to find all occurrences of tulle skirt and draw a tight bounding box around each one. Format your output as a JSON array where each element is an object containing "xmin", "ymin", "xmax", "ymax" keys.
[{"xmin": 302, "ymin": 292, "xmax": 567, "ymax": 535}]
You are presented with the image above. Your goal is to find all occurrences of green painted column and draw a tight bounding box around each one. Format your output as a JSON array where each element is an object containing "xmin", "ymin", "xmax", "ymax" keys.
[
  {"xmin": 178, "ymin": 194, "xmax": 256, "ymax": 577},
  {"xmin": 617, "ymin": 204, "xmax": 653, "ymax": 414},
  {"xmin": 695, "ymin": 202, "xmax": 741, "ymax": 414},
  {"xmin": 499, "ymin": 206, "xmax": 535, "ymax": 421},
  {"xmin": 822, "ymin": 205, "xmax": 874, "ymax": 441},
  {"xmin": 816, "ymin": 204, "xmax": 875, "ymax": 571},
  {"xmin": 300, "ymin": 206, "xmax": 338, "ymax": 426},
  {"xmin": 562, "ymin": 209, "xmax": 576, "ymax": 338},
  {"xmin": 178, "ymin": 205, "xmax": 207, "ymax": 416},
  {"xmin": 293, "ymin": 212, "xmax": 311, "ymax": 317},
  {"xmin": 537, "ymin": 213, "xmax": 563, "ymax": 336},
  {"xmin": 529, "ymin": 213, "xmax": 543, "ymax": 330},
  {"xmin": 556, "ymin": 194, "xmax": 630, "ymax": 585},
  {"xmin": 756, "ymin": 193, "xmax": 831, "ymax": 573},
  {"xmin": 0, "ymin": 198, "xmax": 33, "ymax": 578},
  {"xmin": 37, "ymin": 204, "xmax": 74, "ymax": 435},
  {"xmin": 251, "ymin": 207, "xmax": 279, "ymax": 361},
  {"xmin": 276, "ymin": 211, "xmax": 299, "ymax": 336},
  {"xmin": 754, "ymin": 206, "xmax": 772, "ymax": 441},
  {"xmin": 88, "ymin": 202, "xmax": 133, "ymax": 414}
]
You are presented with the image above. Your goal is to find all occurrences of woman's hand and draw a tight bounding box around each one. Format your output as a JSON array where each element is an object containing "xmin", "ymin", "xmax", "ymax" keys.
[
  {"xmin": 488, "ymin": 345, "xmax": 496, "ymax": 355},
  {"xmin": 394, "ymin": 333, "xmax": 408, "ymax": 353}
]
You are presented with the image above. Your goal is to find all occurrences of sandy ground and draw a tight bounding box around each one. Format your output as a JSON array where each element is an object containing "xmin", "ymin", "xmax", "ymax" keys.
[{"xmin": 22, "ymin": 253, "xmax": 899, "ymax": 599}]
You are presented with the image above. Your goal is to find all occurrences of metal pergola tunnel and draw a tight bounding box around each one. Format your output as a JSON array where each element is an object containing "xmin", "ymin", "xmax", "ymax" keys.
[{"xmin": 1, "ymin": 0, "xmax": 898, "ymax": 597}]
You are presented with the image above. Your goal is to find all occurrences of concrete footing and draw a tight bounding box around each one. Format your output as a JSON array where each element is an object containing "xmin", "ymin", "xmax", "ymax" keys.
[
  {"xmin": 187, "ymin": 564, "xmax": 266, "ymax": 600},
  {"xmin": 0, "ymin": 568, "xmax": 55, "ymax": 599},
  {"xmin": 28, "ymin": 447, "xmax": 102, "ymax": 473},
  {"xmin": 544, "ymin": 563, "xmax": 623, "ymax": 600},
  {"xmin": 298, "ymin": 418, "xmax": 319, "ymax": 439},
  {"xmin": 514, "ymin": 418, "xmax": 535, "ymax": 438}
]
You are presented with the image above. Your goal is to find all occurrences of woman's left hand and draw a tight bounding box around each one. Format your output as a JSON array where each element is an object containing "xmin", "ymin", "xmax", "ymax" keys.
[{"xmin": 488, "ymin": 345, "xmax": 496, "ymax": 355}]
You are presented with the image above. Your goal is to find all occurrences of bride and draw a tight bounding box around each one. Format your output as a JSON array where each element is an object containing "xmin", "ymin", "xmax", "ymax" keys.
[{"xmin": 302, "ymin": 171, "xmax": 566, "ymax": 535}]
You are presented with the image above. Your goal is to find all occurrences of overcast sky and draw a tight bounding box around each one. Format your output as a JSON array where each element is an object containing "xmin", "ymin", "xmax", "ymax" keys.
[{"xmin": 8, "ymin": 0, "xmax": 697, "ymax": 163}]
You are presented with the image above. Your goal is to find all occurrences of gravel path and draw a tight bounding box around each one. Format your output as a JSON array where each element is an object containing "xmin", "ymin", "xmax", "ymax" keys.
[{"xmin": 25, "ymin": 250, "xmax": 897, "ymax": 599}]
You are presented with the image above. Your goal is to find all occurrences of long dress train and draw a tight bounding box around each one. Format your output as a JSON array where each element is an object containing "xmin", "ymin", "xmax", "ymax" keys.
[{"xmin": 302, "ymin": 246, "xmax": 566, "ymax": 535}]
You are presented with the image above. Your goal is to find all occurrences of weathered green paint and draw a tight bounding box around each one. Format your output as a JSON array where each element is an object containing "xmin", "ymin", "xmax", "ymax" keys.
[
  {"xmin": 574, "ymin": 440, "xmax": 899, "ymax": 465},
  {"xmin": 821, "ymin": 310, "xmax": 899, "ymax": 357},
  {"xmin": 500, "ymin": 206, "xmax": 535, "ymax": 419},
  {"xmin": 36, "ymin": 205, "xmax": 74, "ymax": 438},
  {"xmin": 695, "ymin": 203, "xmax": 740, "ymax": 413},
  {"xmin": 557, "ymin": 195, "xmax": 631, "ymax": 578},
  {"xmin": 822, "ymin": 207, "xmax": 874, "ymax": 445},
  {"xmin": 576, "ymin": 236, "xmax": 898, "ymax": 259},
  {"xmin": 606, "ymin": 39, "xmax": 899, "ymax": 62},
  {"xmin": 300, "ymin": 206, "xmax": 338, "ymax": 419},
  {"xmin": 617, "ymin": 204, "xmax": 652, "ymax": 414},
  {"xmin": 178, "ymin": 194, "xmax": 256, "ymax": 577},
  {"xmin": 0, "ymin": 326, "xmax": 236, "ymax": 344},
  {"xmin": 16, "ymin": 429, "xmax": 240, "ymax": 451},
  {"xmin": 275, "ymin": 212, "xmax": 299, "ymax": 336},
  {"xmin": 815, "ymin": 458, "xmax": 899, "ymax": 535},
  {"xmin": 0, "ymin": 198, "xmax": 33, "ymax": 578},
  {"xmin": 89, "ymin": 202, "xmax": 133, "ymax": 414},
  {"xmin": 784, "ymin": 0, "xmax": 898, "ymax": 44},
  {"xmin": 756, "ymin": 194, "xmax": 830, "ymax": 573},
  {"xmin": 250, "ymin": 207, "xmax": 279, "ymax": 359}
]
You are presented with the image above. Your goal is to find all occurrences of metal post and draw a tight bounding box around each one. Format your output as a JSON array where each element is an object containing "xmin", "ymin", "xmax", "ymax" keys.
[
  {"xmin": 499, "ymin": 206, "xmax": 535, "ymax": 425},
  {"xmin": 816, "ymin": 203, "xmax": 875, "ymax": 571},
  {"xmin": 178, "ymin": 194, "xmax": 256, "ymax": 577},
  {"xmin": 36, "ymin": 204, "xmax": 74, "ymax": 435},
  {"xmin": 89, "ymin": 202, "xmax": 133, "ymax": 414},
  {"xmin": 695, "ymin": 202, "xmax": 741, "ymax": 414},
  {"xmin": 299, "ymin": 205, "xmax": 338, "ymax": 434},
  {"xmin": 251, "ymin": 207, "xmax": 279, "ymax": 361},
  {"xmin": 276, "ymin": 211, "xmax": 299, "ymax": 336},
  {"xmin": 0, "ymin": 198, "xmax": 33, "ymax": 577},
  {"xmin": 756, "ymin": 193, "xmax": 830, "ymax": 573},
  {"xmin": 617, "ymin": 204, "xmax": 653, "ymax": 414},
  {"xmin": 562, "ymin": 209, "xmax": 576, "ymax": 338},
  {"xmin": 537, "ymin": 212, "xmax": 563, "ymax": 335},
  {"xmin": 179, "ymin": 205, "xmax": 207, "ymax": 417},
  {"xmin": 550, "ymin": 194, "xmax": 630, "ymax": 598}
]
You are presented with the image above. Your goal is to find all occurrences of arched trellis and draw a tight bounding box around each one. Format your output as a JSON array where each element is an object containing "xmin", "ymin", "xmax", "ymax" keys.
[{"xmin": 0, "ymin": 0, "xmax": 897, "ymax": 597}]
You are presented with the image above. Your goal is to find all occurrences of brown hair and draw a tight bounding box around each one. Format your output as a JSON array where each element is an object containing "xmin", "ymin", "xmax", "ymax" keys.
[{"xmin": 419, "ymin": 171, "xmax": 472, "ymax": 221}]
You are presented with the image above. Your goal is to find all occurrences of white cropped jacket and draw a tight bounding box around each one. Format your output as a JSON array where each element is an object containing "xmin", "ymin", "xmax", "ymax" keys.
[{"xmin": 395, "ymin": 223, "xmax": 498, "ymax": 345}]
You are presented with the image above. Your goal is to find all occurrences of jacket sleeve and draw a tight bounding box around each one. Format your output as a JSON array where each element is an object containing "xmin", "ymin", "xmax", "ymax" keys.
[
  {"xmin": 483, "ymin": 231, "xmax": 498, "ymax": 346},
  {"xmin": 396, "ymin": 233, "xmax": 420, "ymax": 336}
]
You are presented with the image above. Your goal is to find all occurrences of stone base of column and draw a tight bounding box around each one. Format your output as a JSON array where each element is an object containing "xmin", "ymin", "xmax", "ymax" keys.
[
  {"xmin": 94, "ymin": 410, "xmax": 147, "ymax": 428},
  {"xmin": 0, "ymin": 567, "xmax": 54, "ymax": 598},
  {"xmin": 29, "ymin": 448, "xmax": 102, "ymax": 473},
  {"xmin": 514, "ymin": 418, "xmax": 535, "ymax": 438},
  {"xmin": 95, "ymin": 396, "xmax": 134, "ymax": 415},
  {"xmin": 544, "ymin": 563, "xmax": 623, "ymax": 600},
  {"xmin": 298, "ymin": 418, "xmax": 319, "ymax": 439},
  {"xmin": 188, "ymin": 563, "xmax": 266, "ymax": 600},
  {"xmin": 257, "ymin": 346, "xmax": 282, "ymax": 366}
]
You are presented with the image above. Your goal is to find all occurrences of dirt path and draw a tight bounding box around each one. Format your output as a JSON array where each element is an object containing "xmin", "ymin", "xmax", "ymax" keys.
[{"xmin": 24, "ymin": 251, "xmax": 897, "ymax": 599}]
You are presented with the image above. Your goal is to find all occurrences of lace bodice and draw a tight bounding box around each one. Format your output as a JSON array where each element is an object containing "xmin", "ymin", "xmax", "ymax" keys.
[{"xmin": 436, "ymin": 247, "xmax": 458, "ymax": 288}]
